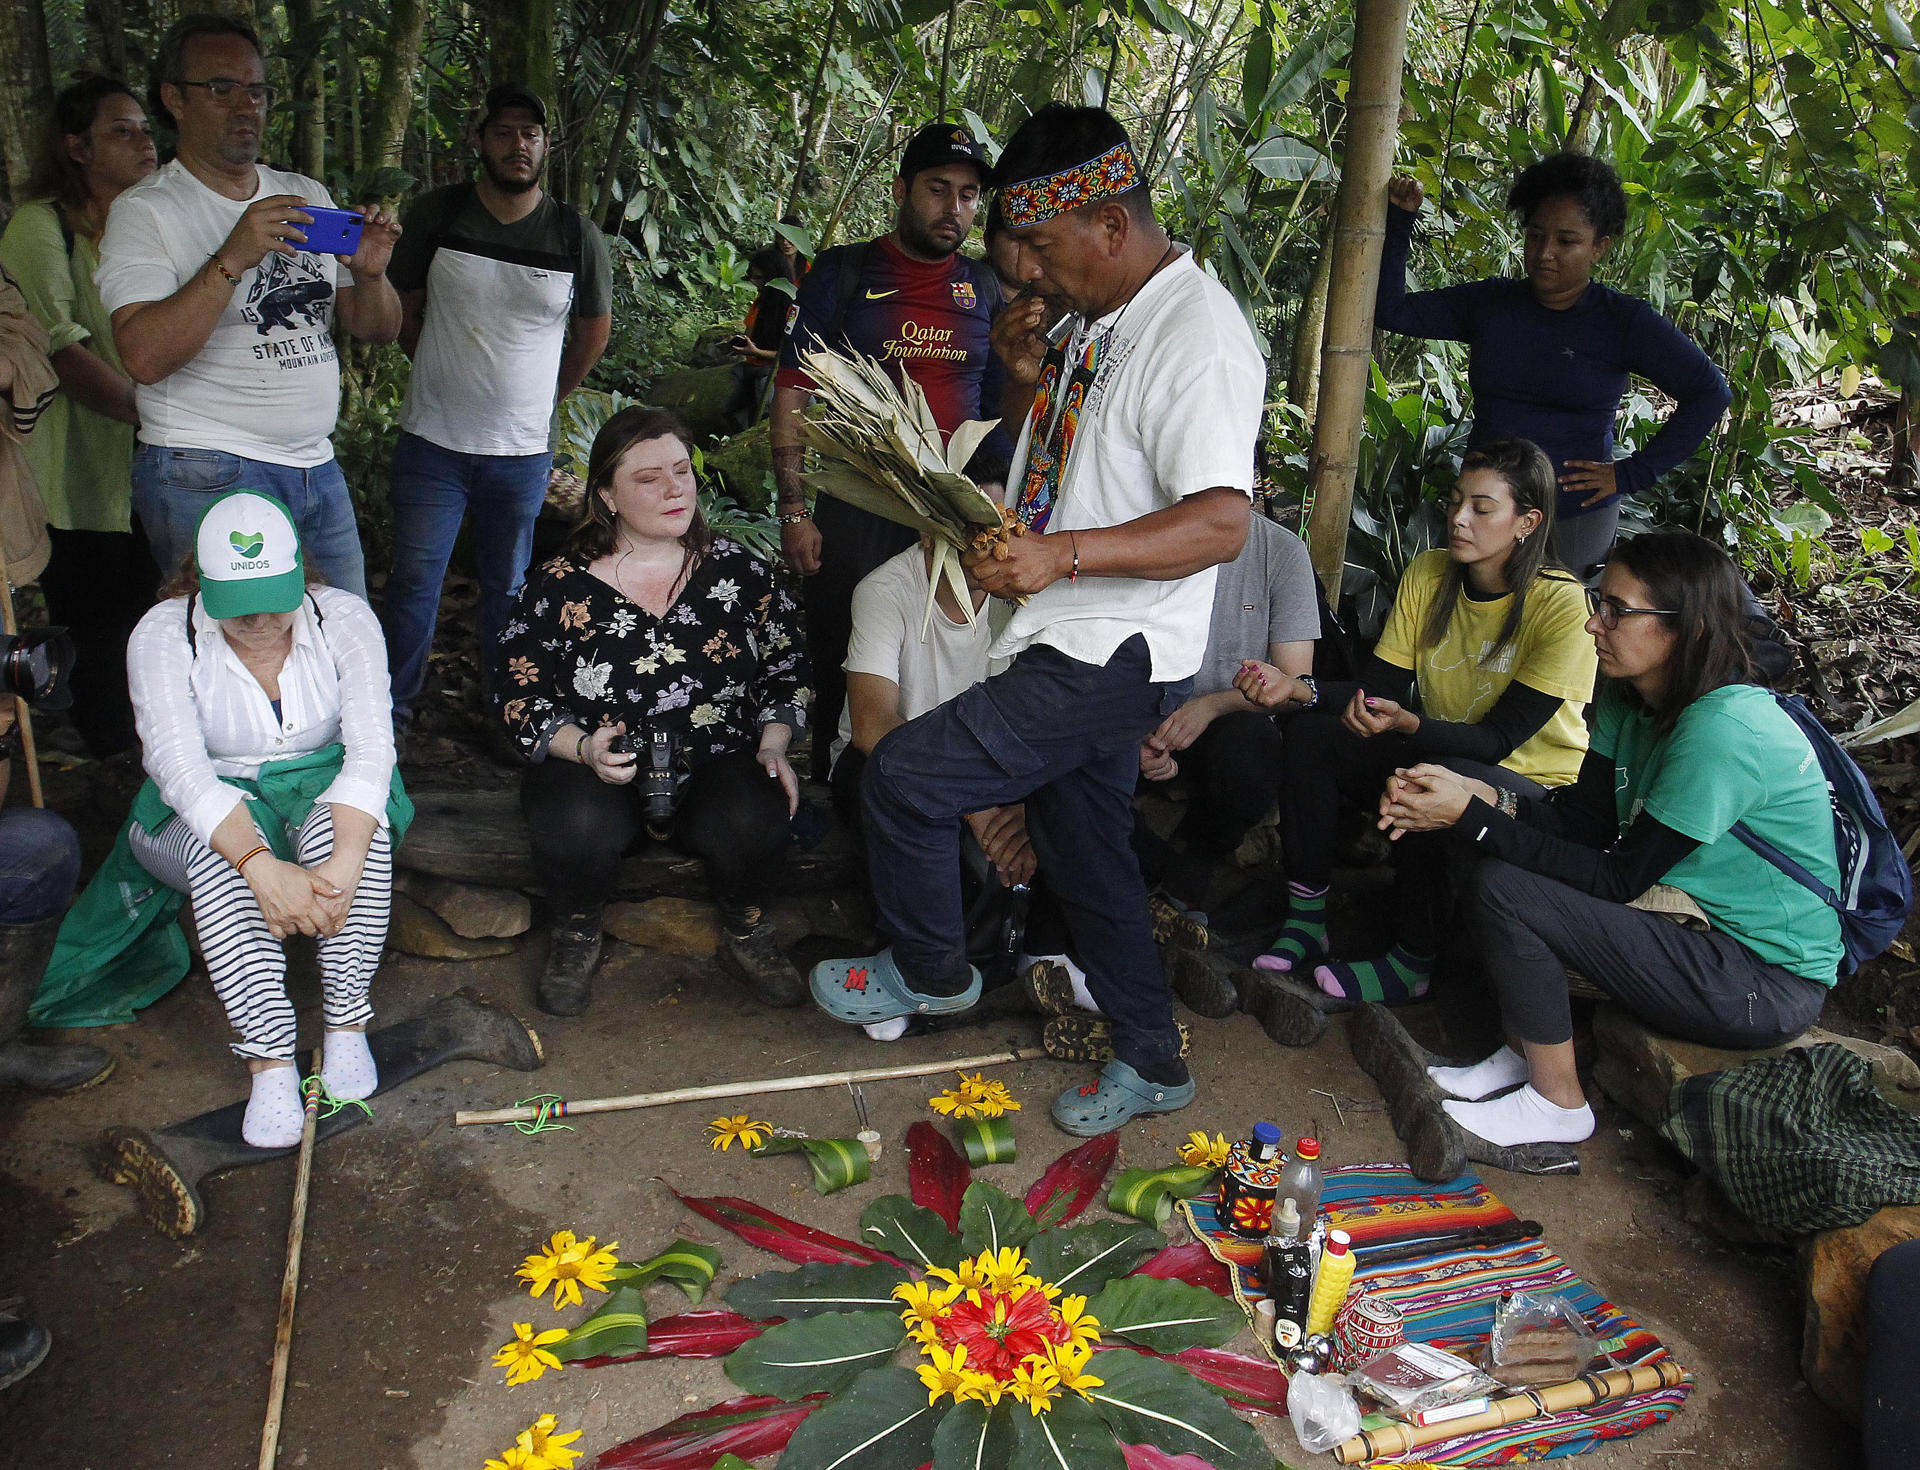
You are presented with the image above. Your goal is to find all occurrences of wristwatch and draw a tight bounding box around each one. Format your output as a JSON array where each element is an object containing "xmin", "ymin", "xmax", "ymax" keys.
[{"xmin": 1293, "ymin": 675, "xmax": 1319, "ymax": 708}]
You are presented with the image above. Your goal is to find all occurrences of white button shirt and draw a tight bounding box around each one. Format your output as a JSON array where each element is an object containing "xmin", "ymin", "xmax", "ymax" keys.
[{"xmin": 127, "ymin": 586, "xmax": 397, "ymax": 846}]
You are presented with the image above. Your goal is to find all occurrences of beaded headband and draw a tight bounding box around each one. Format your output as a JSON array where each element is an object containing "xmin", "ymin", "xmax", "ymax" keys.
[{"xmin": 999, "ymin": 141, "xmax": 1141, "ymax": 228}]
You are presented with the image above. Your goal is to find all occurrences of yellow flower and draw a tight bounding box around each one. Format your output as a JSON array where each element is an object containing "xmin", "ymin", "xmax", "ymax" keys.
[
  {"xmin": 1009, "ymin": 1359, "xmax": 1061, "ymax": 1414},
  {"xmin": 483, "ymin": 1447, "xmax": 539, "ymax": 1470},
  {"xmin": 517, "ymin": 1230, "xmax": 621, "ymax": 1311},
  {"xmin": 954, "ymin": 1369, "xmax": 1005, "ymax": 1406},
  {"xmin": 708, "ymin": 1115, "xmax": 775, "ymax": 1151},
  {"xmin": 928, "ymin": 1088, "xmax": 987, "ymax": 1120},
  {"xmin": 915, "ymin": 1341, "xmax": 975, "ymax": 1404},
  {"xmin": 976, "ymin": 1246, "xmax": 1032, "ymax": 1296},
  {"xmin": 956, "ymin": 1073, "xmax": 1021, "ymax": 1114},
  {"xmin": 522, "ymin": 1413, "xmax": 583, "ymax": 1470},
  {"xmin": 1056, "ymin": 1294, "xmax": 1102, "ymax": 1350},
  {"xmin": 1045, "ymin": 1341, "xmax": 1104, "ymax": 1400},
  {"xmin": 926, "ymin": 1255, "xmax": 991, "ymax": 1301},
  {"xmin": 893, "ymin": 1278, "xmax": 961, "ymax": 1339},
  {"xmin": 1014, "ymin": 1272, "xmax": 1062, "ymax": 1302},
  {"xmin": 492, "ymin": 1322, "xmax": 568, "ymax": 1385},
  {"xmin": 1177, "ymin": 1131, "xmax": 1232, "ymax": 1169}
]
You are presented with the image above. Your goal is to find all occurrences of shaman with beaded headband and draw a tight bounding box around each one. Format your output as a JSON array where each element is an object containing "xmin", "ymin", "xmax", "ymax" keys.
[{"xmin": 999, "ymin": 142, "xmax": 1142, "ymax": 228}]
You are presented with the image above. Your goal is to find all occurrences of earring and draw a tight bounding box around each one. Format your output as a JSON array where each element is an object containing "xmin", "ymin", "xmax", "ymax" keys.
[{"xmin": 1516, "ymin": 532, "xmax": 1527, "ymax": 543}]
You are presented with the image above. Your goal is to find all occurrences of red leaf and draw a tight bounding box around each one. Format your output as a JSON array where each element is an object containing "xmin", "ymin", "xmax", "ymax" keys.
[
  {"xmin": 665, "ymin": 1185, "xmax": 903, "ymax": 1267},
  {"xmin": 592, "ymin": 1393, "xmax": 824, "ymax": 1470},
  {"xmin": 1121, "ymin": 1444, "xmax": 1219, "ymax": 1470},
  {"xmin": 1023, "ymin": 1133, "xmax": 1119, "ymax": 1229},
  {"xmin": 576, "ymin": 1309, "xmax": 775, "ymax": 1368},
  {"xmin": 906, "ymin": 1121, "xmax": 970, "ymax": 1231},
  {"xmin": 1132, "ymin": 1242, "xmax": 1233, "ymax": 1296}
]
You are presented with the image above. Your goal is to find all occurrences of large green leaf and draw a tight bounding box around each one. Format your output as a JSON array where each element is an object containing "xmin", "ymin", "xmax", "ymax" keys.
[
  {"xmin": 1085, "ymin": 1350, "xmax": 1270, "ymax": 1465},
  {"xmin": 959, "ymin": 1181, "xmax": 1038, "ymax": 1257},
  {"xmin": 931, "ymin": 1400, "xmax": 1017, "ymax": 1470},
  {"xmin": 776, "ymin": 1365, "xmax": 943, "ymax": 1470},
  {"xmin": 956, "ymin": 1117, "xmax": 1018, "ymax": 1166},
  {"xmin": 1086, "ymin": 1276, "xmax": 1242, "ymax": 1352},
  {"xmin": 726, "ymin": 1262, "xmax": 911, "ymax": 1321},
  {"xmin": 1024, "ymin": 1222, "xmax": 1166, "ymax": 1298},
  {"xmin": 1106, "ymin": 1167, "xmax": 1215, "ymax": 1230},
  {"xmin": 1008, "ymin": 1385, "xmax": 1128, "ymax": 1470},
  {"xmin": 750, "ymin": 1136, "xmax": 873, "ymax": 1194},
  {"xmin": 552, "ymin": 1285, "xmax": 649, "ymax": 1363},
  {"xmin": 723, "ymin": 1309, "xmax": 908, "ymax": 1398},
  {"xmin": 860, "ymin": 1197, "xmax": 966, "ymax": 1272},
  {"xmin": 610, "ymin": 1239, "xmax": 723, "ymax": 1303}
]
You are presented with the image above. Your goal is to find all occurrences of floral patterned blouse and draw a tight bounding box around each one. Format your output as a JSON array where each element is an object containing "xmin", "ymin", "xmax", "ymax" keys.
[{"xmin": 493, "ymin": 539, "xmax": 811, "ymax": 767}]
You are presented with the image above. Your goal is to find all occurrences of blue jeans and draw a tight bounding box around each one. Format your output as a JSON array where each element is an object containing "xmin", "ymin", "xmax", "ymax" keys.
[
  {"xmin": 0, "ymin": 808, "xmax": 82, "ymax": 924},
  {"xmin": 132, "ymin": 444, "xmax": 368, "ymax": 600},
  {"xmin": 864, "ymin": 635, "xmax": 1186, "ymax": 1068},
  {"xmin": 383, "ymin": 430, "xmax": 553, "ymax": 719}
]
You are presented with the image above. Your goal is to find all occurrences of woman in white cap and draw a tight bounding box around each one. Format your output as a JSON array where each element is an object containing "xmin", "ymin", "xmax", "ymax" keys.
[{"xmin": 125, "ymin": 490, "xmax": 406, "ymax": 1147}]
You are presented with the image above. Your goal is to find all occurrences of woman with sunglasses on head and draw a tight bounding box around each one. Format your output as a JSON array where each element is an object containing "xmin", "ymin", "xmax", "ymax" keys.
[
  {"xmin": 1377, "ymin": 530, "xmax": 1841, "ymax": 1149},
  {"xmin": 1234, "ymin": 437, "xmax": 1595, "ymax": 1012}
]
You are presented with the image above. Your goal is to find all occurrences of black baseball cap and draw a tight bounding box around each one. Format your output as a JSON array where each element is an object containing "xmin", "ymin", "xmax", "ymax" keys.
[
  {"xmin": 898, "ymin": 122, "xmax": 989, "ymax": 184},
  {"xmin": 481, "ymin": 83, "xmax": 547, "ymax": 129}
]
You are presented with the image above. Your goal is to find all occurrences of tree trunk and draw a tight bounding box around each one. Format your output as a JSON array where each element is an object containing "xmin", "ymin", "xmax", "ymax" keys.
[
  {"xmin": 0, "ymin": 0, "xmax": 54, "ymax": 207},
  {"xmin": 1303, "ymin": 0, "xmax": 1413, "ymax": 600},
  {"xmin": 285, "ymin": 0, "xmax": 327, "ymax": 180},
  {"xmin": 1565, "ymin": 74, "xmax": 1602, "ymax": 152},
  {"xmin": 1286, "ymin": 222, "xmax": 1335, "ymax": 424},
  {"xmin": 1890, "ymin": 391, "xmax": 1920, "ymax": 489},
  {"xmin": 84, "ymin": 0, "xmax": 128, "ymax": 80},
  {"xmin": 785, "ymin": 0, "xmax": 841, "ymax": 221},
  {"xmin": 366, "ymin": 0, "xmax": 428, "ymax": 175},
  {"xmin": 593, "ymin": 84, "xmax": 644, "ymax": 231},
  {"xmin": 490, "ymin": 0, "xmax": 557, "ymax": 105}
]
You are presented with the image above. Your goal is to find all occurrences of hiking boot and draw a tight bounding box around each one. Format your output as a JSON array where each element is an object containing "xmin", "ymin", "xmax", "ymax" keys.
[
  {"xmin": 1148, "ymin": 890, "xmax": 1209, "ymax": 950},
  {"xmin": 536, "ymin": 913, "xmax": 603, "ymax": 1017},
  {"xmin": 0, "ymin": 1318, "xmax": 51, "ymax": 1391},
  {"xmin": 717, "ymin": 911, "xmax": 805, "ymax": 1008},
  {"xmin": 1166, "ymin": 944, "xmax": 1241, "ymax": 1020},
  {"xmin": 1044, "ymin": 1012, "xmax": 1192, "ymax": 1063},
  {"xmin": 0, "ymin": 918, "xmax": 114, "ymax": 1093}
]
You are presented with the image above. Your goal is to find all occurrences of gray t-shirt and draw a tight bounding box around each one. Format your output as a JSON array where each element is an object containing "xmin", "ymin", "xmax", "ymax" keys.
[
  {"xmin": 390, "ymin": 184, "xmax": 612, "ymax": 455},
  {"xmin": 1194, "ymin": 514, "xmax": 1319, "ymax": 695}
]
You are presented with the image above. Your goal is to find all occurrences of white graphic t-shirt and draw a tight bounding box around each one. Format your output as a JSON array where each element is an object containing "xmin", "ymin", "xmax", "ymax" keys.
[{"xmin": 97, "ymin": 159, "xmax": 347, "ymax": 467}]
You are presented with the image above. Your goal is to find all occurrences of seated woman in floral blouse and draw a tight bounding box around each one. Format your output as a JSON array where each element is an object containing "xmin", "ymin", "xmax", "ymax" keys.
[{"xmin": 493, "ymin": 406, "xmax": 811, "ymax": 1017}]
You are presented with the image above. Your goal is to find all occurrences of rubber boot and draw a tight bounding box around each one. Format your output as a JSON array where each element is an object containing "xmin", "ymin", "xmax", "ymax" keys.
[
  {"xmin": 0, "ymin": 917, "xmax": 114, "ymax": 1093},
  {"xmin": 0, "ymin": 1318, "xmax": 51, "ymax": 1391},
  {"xmin": 536, "ymin": 909, "xmax": 604, "ymax": 1017}
]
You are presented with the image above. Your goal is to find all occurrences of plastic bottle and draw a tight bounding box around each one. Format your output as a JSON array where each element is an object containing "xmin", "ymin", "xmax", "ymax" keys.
[
  {"xmin": 1275, "ymin": 1136, "xmax": 1324, "ymax": 1230},
  {"xmin": 1305, "ymin": 1228, "xmax": 1355, "ymax": 1337},
  {"xmin": 1217, "ymin": 1121, "xmax": 1285, "ymax": 1238},
  {"xmin": 1262, "ymin": 1198, "xmax": 1314, "ymax": 1348}
]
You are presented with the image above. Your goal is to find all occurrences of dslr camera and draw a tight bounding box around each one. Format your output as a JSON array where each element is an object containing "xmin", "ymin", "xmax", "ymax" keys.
[
  {"xmin": 608, "ymin": 725, "xmax": 679, "ymax": 823},
  {"xmin": 0, "ymin": 627, "xmax": 74, "ymax": 711}
]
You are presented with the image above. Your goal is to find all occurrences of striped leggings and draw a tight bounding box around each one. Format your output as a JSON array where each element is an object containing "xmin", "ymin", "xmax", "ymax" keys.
[{"xmin": 132, "ymin": 804, "xmax": 392, "ymax": 1061}]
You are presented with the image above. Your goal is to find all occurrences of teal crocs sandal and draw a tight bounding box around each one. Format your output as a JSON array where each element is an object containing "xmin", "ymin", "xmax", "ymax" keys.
[
  {"xmin": 1050, "ymin": 1059, "xmax": 1196, "ymax": 1137},
  {"xmin": 809, "ymin": 949, "xmax": 983, "ymax": 1025}
]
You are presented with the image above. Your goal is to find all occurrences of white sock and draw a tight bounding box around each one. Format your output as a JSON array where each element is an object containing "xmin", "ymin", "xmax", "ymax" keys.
[
  {"xmin": 1427, "ymin": 1045, "xmax": 1529, "ymax": 1102},
  {"xmin": 1442, "ymin": 1084, "xmax": 1594, "ymax": 1147},
  {"xmin": 243, "ymin": 1065, "xmax": 306, "ymax": 1149},
  {"xmin": 322, "ymin": 1028, "xmax": 378, "ymax": 1101},
  {"xmin": 863, "ymin": 1016, "xmax": 910, "ymax": 1042}
]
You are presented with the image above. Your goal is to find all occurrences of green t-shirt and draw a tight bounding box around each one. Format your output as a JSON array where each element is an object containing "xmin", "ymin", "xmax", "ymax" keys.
[
  {"xmin": 1593, "ymin": 682, "xmax": 1844, "ymax": 983},
  {"xmin": 0, "ymin": 201, "xmax": 136, "ymax": 531}
]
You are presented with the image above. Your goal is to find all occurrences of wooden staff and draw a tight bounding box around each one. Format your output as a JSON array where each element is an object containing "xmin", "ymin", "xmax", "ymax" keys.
[
  {"xmin": 258, "ymin": 1076, "xmax": 324, "ymax": 1469},
  {"xmin": 0, "ymin": 579, "xmax": 44, "ymax": 809},
  {"xmin": 455, "ymin": 1046, "xmax": 1048, "ymax": 1128},
  {"xmin": 1332, "ymin": 1359, "xmax": 1688, "ymax": 1464}
]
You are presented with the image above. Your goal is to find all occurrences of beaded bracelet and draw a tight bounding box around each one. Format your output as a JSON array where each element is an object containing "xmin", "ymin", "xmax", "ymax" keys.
[
  {"xmin": 207, "ymin": 253, "xmax": 240, "ymax": 286},
  {"xmin": 777, "ymin": 510, "xmax": 811, "ymax": 526},
  {"xmin": 1495, "ymin": 788, "xmax": 1520, "ymax": 820}
]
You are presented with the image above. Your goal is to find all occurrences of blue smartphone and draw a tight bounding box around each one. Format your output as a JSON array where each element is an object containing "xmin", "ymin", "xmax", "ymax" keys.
[{"xmin": 295, "ymin": 205, "xmax": 363, "ymax": 256}]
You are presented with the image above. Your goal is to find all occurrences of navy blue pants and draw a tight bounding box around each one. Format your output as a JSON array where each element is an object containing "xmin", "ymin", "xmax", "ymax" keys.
[{"xmin": 864, "ymin": 634, "xmax": 1184, "ymax": 1068}]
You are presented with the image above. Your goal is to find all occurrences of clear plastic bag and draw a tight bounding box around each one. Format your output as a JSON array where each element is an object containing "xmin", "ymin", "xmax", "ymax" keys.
[
  {"xmin": 1350, "ymin": 1339, "xmax": 1502, "ymax": 1415},
  {"xmin": 1490, "ymin": 1292, "xmax": 1600, "ymax": 1383},
  {"xmin": 1287, "ymin": 1370, "xmax": 1362, "ymax": 1455}
]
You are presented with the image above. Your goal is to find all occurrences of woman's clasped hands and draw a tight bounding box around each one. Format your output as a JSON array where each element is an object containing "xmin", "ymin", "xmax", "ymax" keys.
[
  {"xmin": 1375, "ymin": 763, "xmax": 1502, "ymax": 840},
  {"xmin": 243, "ymin": 852, "xmax": 350, "ymax": 940}
]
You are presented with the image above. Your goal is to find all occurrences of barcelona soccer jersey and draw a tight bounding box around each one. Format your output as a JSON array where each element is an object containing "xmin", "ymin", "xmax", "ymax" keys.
[{"xmin": 776, "ymin": 235, "xmax": 1001, "ymax": 445}]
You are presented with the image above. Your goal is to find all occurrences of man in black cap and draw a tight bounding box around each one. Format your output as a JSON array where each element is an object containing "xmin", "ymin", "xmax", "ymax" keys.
[
  {"xmin": 381, "ymin": 82, "xmax": 612, "ymax": 750},
  {"xmin": 771, "ymin": 122, "xmax": 1009, "ymax": 776}
]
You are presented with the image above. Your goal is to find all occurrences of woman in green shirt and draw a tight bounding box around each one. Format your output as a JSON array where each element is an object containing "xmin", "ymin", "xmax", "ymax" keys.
[
  {"xmin": 1378, "ymin": 531, "xmax": 1840, "ymax": 1150},
  {"xmin": 0, "ymin": 76, "xmax": 156, "ymax": 756}
]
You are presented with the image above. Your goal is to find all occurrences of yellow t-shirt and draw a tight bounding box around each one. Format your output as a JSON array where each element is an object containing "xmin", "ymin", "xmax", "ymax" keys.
[{"xmin": 1373, "ymin": 550, "xmax": 1596, "ymax": 787}]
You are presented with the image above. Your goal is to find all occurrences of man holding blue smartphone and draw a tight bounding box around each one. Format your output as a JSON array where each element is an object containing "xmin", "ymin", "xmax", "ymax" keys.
[{"xmin": 98, "ymin": 12, "xmax": 401, "ymax": 599}]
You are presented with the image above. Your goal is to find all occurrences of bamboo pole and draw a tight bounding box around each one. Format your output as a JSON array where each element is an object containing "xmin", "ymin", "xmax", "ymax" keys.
[
  {"xmin": 1333, "ymin": 1359, "xmax": 1687, "ymax": 1464},
  {"xmin": 455, "ymin": 1047, "xmax": 1048, "ymax": 1127},
  {"xmin": 1302, "ymin": 0, "xmax": 1412, "ymax": 602},
  {"xmin": 257, "ymin": 1077, "xmax": 324, "ymax": 1470}
]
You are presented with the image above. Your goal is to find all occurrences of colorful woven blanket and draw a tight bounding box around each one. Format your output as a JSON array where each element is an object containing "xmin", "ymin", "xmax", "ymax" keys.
[{"xmin": 1182, "ymin": 1163, "xmax": 1690, "ymax": 1465}]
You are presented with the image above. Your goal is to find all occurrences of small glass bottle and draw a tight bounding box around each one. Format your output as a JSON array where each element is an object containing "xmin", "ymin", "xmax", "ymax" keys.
[{"xmin": 1217, "ymin": 1121, "xmax": 1285, "ymax": 1239}]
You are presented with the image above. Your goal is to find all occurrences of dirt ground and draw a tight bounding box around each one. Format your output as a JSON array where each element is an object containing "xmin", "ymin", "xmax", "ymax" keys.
[{"xmin": 0, "ymin": 905, "xmax": 1861, "ymax": 1470}]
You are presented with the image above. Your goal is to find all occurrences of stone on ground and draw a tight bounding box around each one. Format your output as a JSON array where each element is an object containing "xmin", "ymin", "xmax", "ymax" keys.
[
  {"xmin": 604, "ymin": 897, "xmax": 722, "ymax": 957},
  {"xmin": 387, "ymin": 894, "xmax": 518, "ymax": 961},
  {"xmin": 1799, "ymin": 1203, "xmax": 1920, "ymax": 1423},
  {"xmin": 401, "ymin": 874, "xmax": 532, "ymax": 940}
]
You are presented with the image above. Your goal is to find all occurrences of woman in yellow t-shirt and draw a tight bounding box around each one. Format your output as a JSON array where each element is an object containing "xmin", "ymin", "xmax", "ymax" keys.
[{"xmin": 1235, "ymin": 437, "xmax": 1596, "ymax": 1017}]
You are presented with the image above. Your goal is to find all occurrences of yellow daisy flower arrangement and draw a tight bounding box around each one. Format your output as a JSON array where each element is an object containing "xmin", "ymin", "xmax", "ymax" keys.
[{"xmin": 516, "ymin": 1230, "xmax": 620, "ymax": 1311}]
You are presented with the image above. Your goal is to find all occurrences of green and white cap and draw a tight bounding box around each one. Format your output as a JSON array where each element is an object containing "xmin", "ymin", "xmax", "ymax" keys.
[{"xmin": 194, "ymin": 491, "xmax": 305, "ymax": 619}]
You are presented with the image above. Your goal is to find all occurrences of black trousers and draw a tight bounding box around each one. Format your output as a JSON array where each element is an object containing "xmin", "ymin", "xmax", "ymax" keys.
[
  {"xmin": 1466, "ymin": 858, "xmax": 1828, "ymax": 1048},
  {"xmin": 1175, "ymin": 709, "xmax": 1287, "ymax": 857},
  {"xmin": 522, "ymin": 748, "xmax": 791, "ymax": 917},
  {"xmin": 1278, "ymin": 708, "xmax": 1542, "ymax": 953},
  {"xmin": 1866, "ymin": 1238, "xmax": 1920, "ymax": 1470},
  {"xmin": 803, "ymin": 498, "xmax": 917, "ymax": 775},
  {"xmin": 38, "ymin": 525, "xmax": 158, "ymax": 757}
]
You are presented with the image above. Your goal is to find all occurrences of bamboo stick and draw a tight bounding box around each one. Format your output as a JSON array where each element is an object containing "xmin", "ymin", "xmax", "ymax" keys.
[
  {"xmin": 455, "ymin": 1047, "xmax": 1049, "ymax": 1127},
  {"xmin": 1332, "ymin": 1359, "xmax": 1688, "ymax": 1464},
  {"xmin": 257, "ymin": 1076, "xmax": 324, "ymax": 1469}
]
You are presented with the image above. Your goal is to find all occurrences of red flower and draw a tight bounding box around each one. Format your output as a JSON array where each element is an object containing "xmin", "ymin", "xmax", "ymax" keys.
[{"xmin": 939, "ymin": 1290, "xmax": 1061, "ymax": 1378}]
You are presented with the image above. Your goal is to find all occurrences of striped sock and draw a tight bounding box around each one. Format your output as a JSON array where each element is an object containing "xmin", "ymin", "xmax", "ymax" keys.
[
  {"xmin": 1252, "ymin": 884, "xmax": 1329, "ymax": 973},
  {"xmin": 1314, "ymin": 944, "xmax": 1434, "ymax": 1003}
]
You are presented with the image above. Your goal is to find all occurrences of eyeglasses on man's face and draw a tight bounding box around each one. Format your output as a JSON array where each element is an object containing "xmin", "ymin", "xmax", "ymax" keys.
[
  {"xmin": 177, "ymin": 77, "xmax": 276, "ymax": 107},
  {"xmin": 1593, "ymin": 595, "xmax": 1679, "ymax": 630}
]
